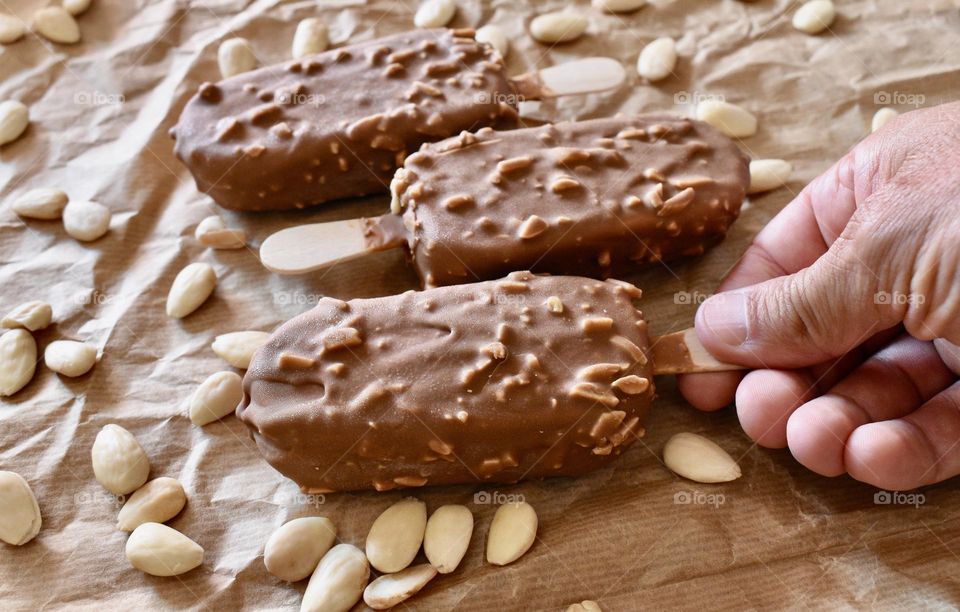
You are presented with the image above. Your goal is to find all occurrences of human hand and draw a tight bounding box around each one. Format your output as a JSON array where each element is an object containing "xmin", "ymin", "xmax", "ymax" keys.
[{"xmin": 677, "ymin": 102, "xmax": 960, "ymax": 491}]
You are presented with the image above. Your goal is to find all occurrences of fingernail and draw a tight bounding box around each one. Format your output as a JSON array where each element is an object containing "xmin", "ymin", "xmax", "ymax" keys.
[{"xmin": 698, "ymin": 291, "xmax": 748, "ymax": 347}]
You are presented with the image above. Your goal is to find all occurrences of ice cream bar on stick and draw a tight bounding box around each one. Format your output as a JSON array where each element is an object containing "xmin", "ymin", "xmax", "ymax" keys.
[
  {"xmin": 171, "ymin": 28, "xmax": 626, "ymax": 212},
  {"xmin": 237, "ymin": 272, "xmax": 741, "ymax": 494},
  {"xmin": 259, "ymin": 115, "xmax": 750, "ymax": 287}
]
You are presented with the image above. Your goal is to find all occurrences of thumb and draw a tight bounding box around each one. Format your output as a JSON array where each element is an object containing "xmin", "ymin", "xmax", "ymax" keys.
[{"xmin": 694, "ymin": 253, "xmax": 890, "ymax": 369}]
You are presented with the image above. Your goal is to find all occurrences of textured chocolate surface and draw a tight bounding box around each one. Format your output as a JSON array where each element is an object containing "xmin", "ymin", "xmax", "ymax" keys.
[
  {"xmin": 391, "ymin": 115, "xmax": 750, "ymax": 287},
  {"xmin": 171, "ymin": 29, "xmax": 517, "ymax": 211},
  {"xmin": 238, "ymin": 272, "xmax": 654, "ymax": 493}
]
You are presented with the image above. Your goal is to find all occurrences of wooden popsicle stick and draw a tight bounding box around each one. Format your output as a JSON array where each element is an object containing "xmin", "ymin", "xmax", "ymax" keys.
[
  {"xmin": 651, "ymin": 328, "xmax": 744, "ymax": 375},
  {"xmin": 509, "ymin": 57, "xmax": 626, "ymax": 100}
]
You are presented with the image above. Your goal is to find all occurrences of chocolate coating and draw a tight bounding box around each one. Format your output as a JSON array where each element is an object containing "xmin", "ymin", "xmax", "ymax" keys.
[
  {"xmin": 391, "ymin": 115, "xmax": 750, "ymax": 287},
  {"xmin": 238, "ymin": 272, "xmax": 654, "ymax": 493},
  {"xmin": 171, "ymin": 29, "xmax": 517, "ymax": 211}
]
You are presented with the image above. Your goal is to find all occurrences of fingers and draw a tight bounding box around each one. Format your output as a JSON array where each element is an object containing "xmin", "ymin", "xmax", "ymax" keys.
[{"xmin": 675, "ymin": 371, "xmax": 743, "ymax": 412}]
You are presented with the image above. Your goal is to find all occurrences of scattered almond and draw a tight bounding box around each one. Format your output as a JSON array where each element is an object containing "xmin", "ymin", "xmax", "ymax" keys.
[
  {"xmin": 301, "ymin": 544, "xmax": 370, "ymax": 612},
  {"xmin": 0, "ymin": 100, "xmax": 29, "ymax": 146},
  {"xmin": 748, "ymin": 159, "xmax": 793, "ymax": 194},
  {"xmin": 32, "ymin": 7, "xmax": 80, "ymax": 44},
  {"xmin": 91, "ymin": 424, "xmax": 150, "ymax": 495},
  {"xmin": 365, "ymin": 497, "xmax": 427, "ymax": 573},
  {"xmin": 189, "ymin": 371, "xmax": 244, "ymax": 426},
  {"xmin": 0, "ymin": 471, "xmax": 42, "ymax": 545},
  {"xmin": 166, "ymin": 262, "xmax": 217, "ymax": 319},
  {"xmin": 292, "ymin": 17, "xmax": 329, "ymax": 59},
  {"xmin": 44, "ymin": 340, "xmax": 98, "ymax": 377},
  {"xmin": 0, "ymin": 329, "xmax": 37, "ymax": 397},
  {"xmin": 64, "ymin": 0, "xmax": 93, "ymax": 17},
  {"xmin": 423, "ymin": 504, "xmax": 473, "ymax": 574},
  {"xmin": 636, "ymin": 37, "xmax": 676, "ymax": 82},
  {"xmin": 414, "ymin": 0, "xmax": 457, "ymax": 29},
  {"xmin": 871, "ymin": 107, "xmax": 899, "ymax": 132},
  {"xmin": 126, "ymin": 522, "xmax": 203, "ymax": 576},
  {"xmin": 364, "ymin": 564, "xmax": 438, "ymax": 609},
  {"xmin": 696, "ymin": 100, "xmax": 757, "ymax": 138},
  {"xmin": 592, "ymin": 0, "xmax": 645, "ymax": 13},
  {"xmin": 792, "ymin": 0, "xmax": 836, "ymax": 34},
  {"xmin": 568, "ymin": 601, "xmax": 603, "ymax": 612},
  {"xmin": 62, "ymin": 200, "xmax": 111, "ymax": 241},
  {"xmin": 663, "ymin": 432, "xmax": 741, "ymax": 483},
  {"xmin": 194, "ymin": 215, "xmax": 246, "ymax": 249},
  {"xmin": 0, "ymin": 15, "xmax": 25, "ymax": 44},
  {"xmin": 265, "ymin": 516, "xmax": 337, "ymax": 582},
  {"xmin": 530, "ymin": 12, "xmax": 588, "ymax": 44},
  {"xmin": 218, "ymin": 37, "xmax": 256, "ymax": 79},
  {"xmin": 211, "ymin": 331, "xmax": 270, "ymax": 369},
  {"xmin": 117, "ymin": 477, "xmax": 187, "ymax": 532},
  {"xmin": 475, "ymin": 24, "xmax": 508, "ymax": 58},
  {"xmin": 2, "ymin": 301, "xmax": 52, "ymax": 332},
  {"xmin": 486, "ymin": 501, "xmax": 538, "ymax": 566},
  {"xmin": 11, "ymin": 188, "xmax": 69, "ymax": 220}
]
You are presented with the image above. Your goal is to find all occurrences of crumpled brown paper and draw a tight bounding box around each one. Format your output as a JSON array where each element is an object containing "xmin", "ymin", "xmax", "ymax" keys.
[{"xmin": 2, "ymin": 0, "xmax": 960, "ymax": 609}]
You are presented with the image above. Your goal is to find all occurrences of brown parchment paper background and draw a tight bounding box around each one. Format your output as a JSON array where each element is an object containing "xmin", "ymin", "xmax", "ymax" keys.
[{"xmin": 2, "ymin": 0, "xmax": 960, "ymax": 609}]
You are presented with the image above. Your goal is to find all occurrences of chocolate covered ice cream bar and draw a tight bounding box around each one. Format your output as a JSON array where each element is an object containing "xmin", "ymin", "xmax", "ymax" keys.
[
  {"xmin": 171, "ymin": 29, "xmax": 625, "ymax": 211},
  {"xmin": 260, "ymin": 115, "xmax": 750, "ymax": 287}
]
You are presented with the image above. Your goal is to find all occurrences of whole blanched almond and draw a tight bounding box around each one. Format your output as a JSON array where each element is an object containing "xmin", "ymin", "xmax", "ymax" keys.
[
  {"xmin": 530, "ymin": 12, "xmax": 587, "ymax": 44},
  {"xmin": 0, "ymin": 329, "xmax": 37, "ymax": 397},
  {"xmin": 211, "ymin": 331, "xmax": 270, "ymax": 369},
  {"xmin": 32, "ymin": 7, "xmax": 80, "ymax": 44},
  {"xmin": 486, "ymin": 501, "xmax": 537, "ymax": 566},
  {"xmin": 0, "ymin": 15, "xmax": 26, "ymax": 44},
  {"xmin": 126, "ymin": 522, "xmax": 203, "ymax": 576},
  {"xmin": 748, "ymin": 159, "xmax": 793, "ymax": 194},
  {"xmin": 117, "ymin": 477, "xmax": 187, "ymax": 532},
  {"xmin": 91, "ymin": 424, "xmax": 150, "ymax": 495},
  {"xmin": 11, "ymin": 188, "xmax": 69, "ymax": 220},
  {"xmin": 2, "ymin": 300, "xmax": 52, "ymax": 332},
  {"xmin": 292, "ymin": 18, "xmax": 329, "ymax": 59},
  {"xmin": 475, "ymin": 25, "xmax": 508, "ymax": 58},
  {"xmin": 568, "ymin": 601, "xmax": 603, "ymax": 612},
  {"xmin": 0, "ymin": 100, "xmax": 29, "ymax": 146},
  {"xmin": 0, "ymin": 471, "xmax": 42, "ymax": 546},
  {"xmin": 663, "ymin": 432, "xmax": 741, "ymax": 483},
  {"xmin": 301, "ymin": 544, "xmax": 370, "ymax": 612},
  {"xmin": 44, "ymin": 340, "xmax": 98, "ymax": 377},
  {"xmin": 364, "ymin": 563, "xmax": 437, "ymax": 609},
  {"xmin": 63, "ymin": 0, "xmax": 92, "ymax": 17},
  {"xmin": 593, "ymin": 0, "xmax": 645, "ymax": 12},
  {"xmin": 696, "ymin": 100, "xmax": 757, "ymax": 138},
  {"xmin": 265, "ymin": 516, "xmax": 337, "ymax": 582},
  {"xmin": 871, "ymin": 107, "xmax": 898, "ymax": 132},
  {"xmin": 414, "ymin": 0, "xmax": 457, "ymax": 29},
  {"xmin": 218, "ymin": 37, "xmax": 256, "ymax": 79},
  {"xmin": 792, "ymin": 0, "xmax": 835, "ymax": 34},
  {"xmin": 636, "ymin": 37, "xmax": 676, "ymax": 82},
  {"xmin": 189, "ymin": 371, "xmax": 244, "ymax": 426},
  {"xmin": 62, "ymin": 200, "xmax": 111, "ymax": 241},
  {"xmin": 166, "ymin": 262, "xmax": 216, "ymax": 319},
  {"xmin": 195, "ymin": 215, "xmax": 246, "ymax": 249},
  {"xmin": 423, "ymin": 504, "xmax": 473, "ymax": 574},
  {"xmin": 365, "ymin": 497, "xmax": 427, "ymax": 573}
]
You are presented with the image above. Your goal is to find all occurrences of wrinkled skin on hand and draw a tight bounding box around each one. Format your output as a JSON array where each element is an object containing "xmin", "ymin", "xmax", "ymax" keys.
[{"xmin": 678, "ymin": 102, "xmax": 960, "ymax": 491}]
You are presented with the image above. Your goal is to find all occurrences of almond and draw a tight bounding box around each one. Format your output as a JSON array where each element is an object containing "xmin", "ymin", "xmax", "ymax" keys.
[
  {"xmin": 663, "ymin": 432, "xmax": 741, "ymax": 483},
  {"xmin": 696, "ymin": 100, "xmax": 757, "ymax": 138},
  {"xmin": 592, "ymin": 0, "xmax": 645, "ymax": 12},
  {"xmin": 0, "ymin": 329, "xmax": 37, "ymax": 397},
  {"xmin": 423, "ymin": 504, "xmax": 473, "ymax": 573},
  {"xmin": 265, "ymin": 516, "xmax": 337, "ymax": 582},
  {"xmin": 292, "ymin": 18, "xmax": 329, "ymax": 59},
  {"xmin": 91, "ymin": 424, "xmax": 150, "ymax": 495},
  {"xmin": 636, "ymin": 37, "xmax": 676, "ymax": 82},
  {"xmin": 62, "ymin": 200, "xmax": 111, "ymax": 241},
  {"xmin": 486, "ymin": 501, "xmax": 537, "ymax": 566},
  {"xmin": 117, "ymin": 477, "xmax": 187, "ymax": 532},
  {"xmin": 44, "ymin": 340, "xmax": 98, "ymax": 377},
  {"xmin": 475, "ymin": 24, "xmax": 508, "ymax": 58},
  {"xmin": 530, "ymin": 12, "xmax": 587, "ymax": 44},
  {"xmin": 568, "ymin": 601, "xmax": 603, "ymax": 612},
  {"xmin": 364, "ymin": 564, "xmax": 437, "ymax": 609},
  {"xmin": 0, "ymin": 471, "xmax": 42, "ymax": 545},
  {"xmin": 189, "ymin": 371, "xmax": 244, "ymax": 426},
  {"xmin": 32, "ymin": 7, "xmax": 80, "ymax": 44},
  {"xmin": 0, "ymin": 15, "xmax": 26, "ymax": 44},
  {"xmin": 365, "ymin": 497, "xmax": 427, "ymax": 573},
  {"xmin": 871, "ymin": 107, "xmax": 898, "ymax": 132},
  {"xmin": 194, "ymin": 215, "xmax": 246, "ymax": 249},
  {"xmin": 63, "ymin": 0, "xmax": 92, "ymax": 17},
  {"xmin": 2, "ymin": 300, "xmax": 52, "ymax": 332},
  {"xmin": 0, "ymin": 100, "xmax": 29, "ymax": 146},
  {"xmin": 126, "ymin": 523, "xmax": 203, "ymax": 576},
  {"xmin": 218, "ymin": 37, "xmax": 256, "ymax": 79},
  {"xmin": 792, "ymin": 0, "xmax": 835, "ymax": 34},
  {"xmin": 301, "ymin": 544, "xmax": 369, "ymax": 612},
  {"xmin": 414, "ymin": 0, "xmax": 457, "ymax": 29},
  {"xmin": 211, "ymin": 331, "xmax": 270, "ymax": 369},
  {"xmin": 10, "ymin": 188, "xmax": 69, "ymax": 220},
  {"xmin": 166, "ymin": 262, "xmax": 216, "ymax": 319},
  {"xmin": 748, "ymin": 159, "xmax": 793, "ymax": 194}
]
